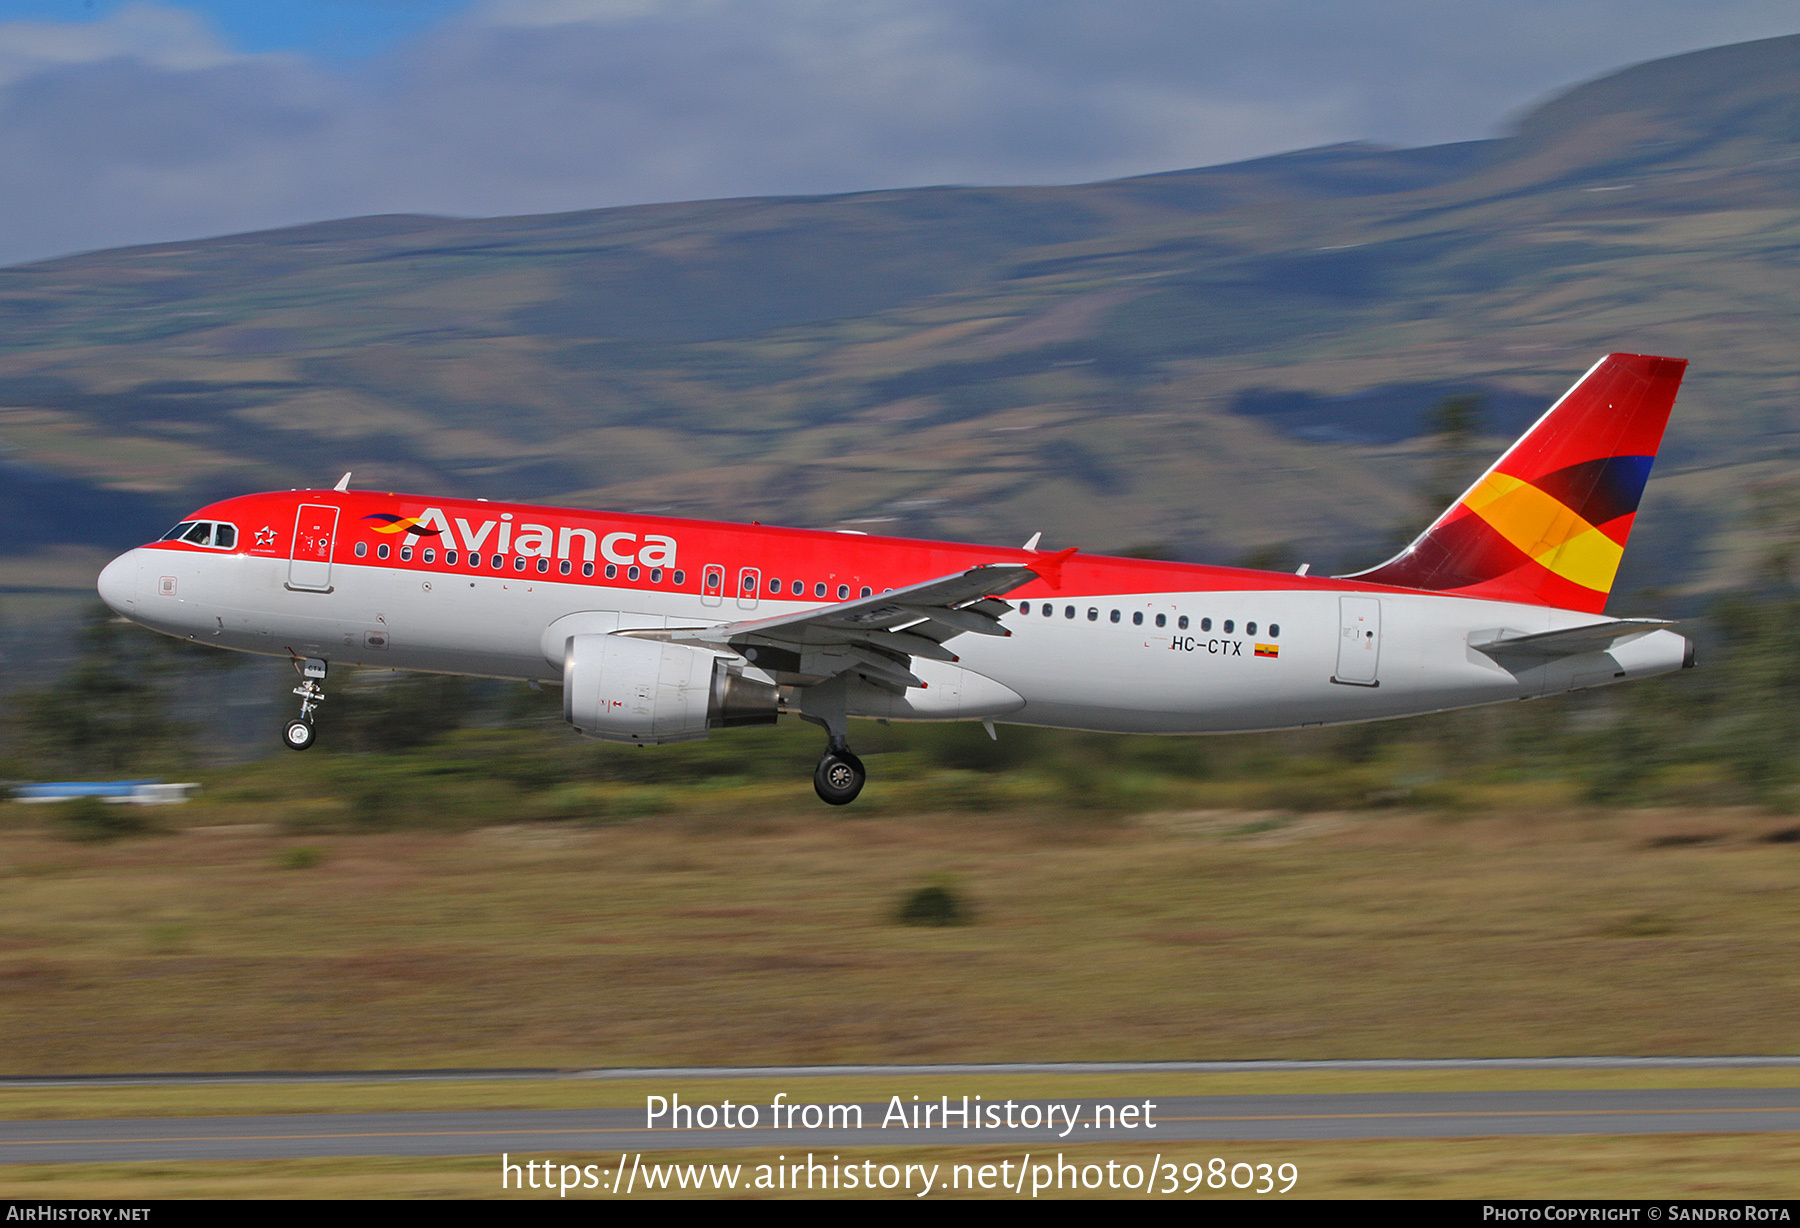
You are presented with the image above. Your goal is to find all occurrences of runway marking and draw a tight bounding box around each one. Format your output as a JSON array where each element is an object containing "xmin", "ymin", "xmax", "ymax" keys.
[{"xmin": 6, "ymin": 1106, "xmax": 1800, "ymax": 1148}]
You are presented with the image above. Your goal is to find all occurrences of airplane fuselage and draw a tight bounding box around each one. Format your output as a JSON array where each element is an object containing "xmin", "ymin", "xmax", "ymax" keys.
[{"xmin": 96, "ymin": 488, "xmax": 1690, "ymax": 737}]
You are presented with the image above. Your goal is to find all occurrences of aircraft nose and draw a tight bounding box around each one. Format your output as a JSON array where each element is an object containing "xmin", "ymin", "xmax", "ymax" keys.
[{"xmin": 96, "ymin": 549, "xmax": 140, "ymax": 614}]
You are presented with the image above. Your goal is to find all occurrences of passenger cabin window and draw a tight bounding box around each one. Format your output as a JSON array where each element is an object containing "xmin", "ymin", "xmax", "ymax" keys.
[
  {"xmin": 861, "ymin": 587, "xmax": 872, "ymax": 598},
  {"xmin": 400, "ymin": 546, "xmax": 413, "ymax": 561},
  {"xmin": 1132, "ymin": 612, "xmax": 1143, "ymax": 626},
  {"xmin": 1064, "ymin": 605, "xmax": 1075, "ymax": 619},
  {"xmin": 672, "ymin": 569, "xmax": 684, "ymax": 585},
  {"xmin": 1178, "ymin": 615, "xmax": 1188, "ymax": 630},
  {"xmin": 377, "ymin": 543, "xmax": 390, "ymax": 560},
  {"xmin": 1087, "ymin": 608, "xmax": 1098, "ymax": 621},
  {"xmin": 1201, "ymin": 618, "xmax": 1212, "ymax": 631},
  {"xmin": 1269, "ymin": 623, "xmax": 1280, "ymax": 638},
  {"xmin": 583, "ymin": 562, "xmax": 596, "ymax": 577},
  {"xmin": 650, "ymin": 567, "xmax": 663, "ymax": 583},
  {"xmin": 1223, "ymin": 620, "xmax": 1234, "ymax": 633},
  {"xmin": 607, "ymin": 564, "xmax": 619, "ymax": 579},
  {"xmin": 560, "ymin": 560, "xmax": 571, "ymax": 575},
  {"xmin": 1247, "ymin": 621, "xmax": 1257, "ymax": 636},
  {"xmin": 1110, "ymin": 609, "xmax": 1120, "ymax": 623},
  {"xmin": 628, "ymin": 565, "xmax": 640, "ymax": 581},
  {"xmin": 792, "ymin": 580, "xmax": 804, "ymax": 595},
  {"xmin": 814, "ymin": 582, "xmax": 826, "ymax": 598},
  {"xmin": 446, "ymin": 550, "xmax": 458, "ymax": 565},
  {"xmin": 769, "ymin": 577, "xmax": 782, "ymax": 593},
  {"xmin": 354, "ymin": 542, "xmax": 367, "ymax": 558},
  {"xmin": 1155, "ymin": 613, "xmax": 1166, "ymax": 628},
  {"xmin": 423, "ymin": 548, "xmax": 435, "ymax": 563},
  {"xmin": 514, "ymin": 556, "xmax": 527, "ymax": 572},
  {"xmin": 536, "ymin": 558, "xmax": 549, "ymax": 573},
  {"xmin": 838, "ymin": 584, "xmax": 850, "ymax": 600}
]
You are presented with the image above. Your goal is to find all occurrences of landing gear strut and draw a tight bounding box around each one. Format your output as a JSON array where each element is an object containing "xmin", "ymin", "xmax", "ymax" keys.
[
  {"xmin": 283, "ymin": 657, "xmax": 327, "ymax": 752},
  {"xmin": 800, "ymin": 674, "xmax": 866, "ymax": 806}
]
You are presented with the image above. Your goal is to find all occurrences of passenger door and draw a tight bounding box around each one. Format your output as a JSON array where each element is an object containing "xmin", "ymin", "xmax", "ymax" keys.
[
  {"xmin": 1334, "ymin": 596, "xmax": 1381, "ymax": 686},
  {"xmin": 288, "ymin": 504, "xmax": 339, "ymax": 592}
]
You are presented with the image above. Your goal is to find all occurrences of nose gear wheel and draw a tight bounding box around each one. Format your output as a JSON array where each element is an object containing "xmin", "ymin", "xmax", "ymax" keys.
[{"xmin": 283, "ymin": 719, "xmax": 316, "ymax": 751}]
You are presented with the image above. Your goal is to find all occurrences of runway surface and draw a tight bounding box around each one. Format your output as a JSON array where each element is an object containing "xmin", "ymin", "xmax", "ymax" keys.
[
  {"xmin": 5, "ymin": 1089, "xmax": 1799, "ymax": 1163},
  {"xmin": 5, "ymin": 1056, "xmax": 1800, "ymax": 1088}
]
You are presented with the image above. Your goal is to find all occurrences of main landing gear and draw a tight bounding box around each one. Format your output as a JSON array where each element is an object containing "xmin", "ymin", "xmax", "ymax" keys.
[
  {"xmin": 283, "ymin": 657, "xmax": 328, "ymax": 752},
  {"xmin": 800, "ymin": 674, "xmax": 866, "ymax": 805}
]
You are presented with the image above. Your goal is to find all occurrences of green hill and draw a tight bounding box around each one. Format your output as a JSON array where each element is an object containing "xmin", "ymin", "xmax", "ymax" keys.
[{"xmin": 0, "ymin": 33, "xmax": 1794, "ymax": 593}]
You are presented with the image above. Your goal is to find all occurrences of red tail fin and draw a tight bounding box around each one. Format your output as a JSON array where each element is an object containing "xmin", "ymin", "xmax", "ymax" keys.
[{"xmin": 1343, "ymin": 353, "xmax": 1687, "ymax": 614}]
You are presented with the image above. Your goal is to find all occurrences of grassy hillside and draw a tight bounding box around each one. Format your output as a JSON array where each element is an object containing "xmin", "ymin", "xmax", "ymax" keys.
[{"xmin": 0, "ymin": 34, "xmax": 1793, "ymax": 591}]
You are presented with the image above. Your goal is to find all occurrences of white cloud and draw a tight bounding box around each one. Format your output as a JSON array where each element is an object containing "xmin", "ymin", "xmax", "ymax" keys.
[{"xmin": 0, "ymin": 2, "xmax": 230, "ymax": 87}]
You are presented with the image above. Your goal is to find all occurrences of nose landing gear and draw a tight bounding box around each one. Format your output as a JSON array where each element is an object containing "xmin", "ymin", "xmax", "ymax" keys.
[{"xmin": 283, "ymin": 657, "xmax": 328, "ymax": 752}]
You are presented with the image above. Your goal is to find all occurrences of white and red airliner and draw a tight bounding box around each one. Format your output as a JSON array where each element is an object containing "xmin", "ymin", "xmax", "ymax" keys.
[{"xmin": 97, "ymin": 353, "xmax": 1692, "ymax": 803}]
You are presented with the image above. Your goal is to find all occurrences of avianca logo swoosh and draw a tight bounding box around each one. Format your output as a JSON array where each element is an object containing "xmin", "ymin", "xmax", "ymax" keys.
[{"xmin": 363, "ymin": 513, "xmax": 443, "ymax": 536}]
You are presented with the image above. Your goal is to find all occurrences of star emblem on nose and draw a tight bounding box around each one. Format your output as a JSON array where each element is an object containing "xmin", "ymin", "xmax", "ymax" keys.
[{"xmin": 256, "ymin": 526, "xmax": 278, "ymax": 546}]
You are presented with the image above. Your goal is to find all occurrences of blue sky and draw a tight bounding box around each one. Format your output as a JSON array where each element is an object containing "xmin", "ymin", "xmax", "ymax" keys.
[
  {"xmin": 0, "ymin": 1, "xmax": 1790, "ymax": 265},
  {"xmin": 0, "ymin": 1, "xmax": 473, "ymax": 60}
]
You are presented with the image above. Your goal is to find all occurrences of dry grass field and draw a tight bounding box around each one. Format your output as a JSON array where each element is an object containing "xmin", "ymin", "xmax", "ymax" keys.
[
  {"xmin": 3, "ymin": 799, "xmax": 1799, "ymax": 1198},
  {"xmin": 1, "ymin": 801, "xmax": 1798, "ymax": 1073}
]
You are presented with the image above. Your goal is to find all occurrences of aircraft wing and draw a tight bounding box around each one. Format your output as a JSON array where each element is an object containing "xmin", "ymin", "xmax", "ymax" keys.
[
  {"xmin": 1472, "ymin": 618, "xmax": 1677, "ymax": 662},
  {"xmin": 664, "ymin": 552, "xmax": 1069, "ymax": 690}
]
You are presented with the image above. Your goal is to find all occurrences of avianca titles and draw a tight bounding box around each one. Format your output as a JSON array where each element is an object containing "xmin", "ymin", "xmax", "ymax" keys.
[{"xmin": 97, "ymin": 353, "xmax": 1693, "ymax": 804}]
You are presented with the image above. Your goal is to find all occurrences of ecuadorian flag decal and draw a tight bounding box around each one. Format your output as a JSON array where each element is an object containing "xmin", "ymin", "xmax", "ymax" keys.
[{"xmin": 1255, "ymin": 643, "xmax": 1279, "ymax": 658}]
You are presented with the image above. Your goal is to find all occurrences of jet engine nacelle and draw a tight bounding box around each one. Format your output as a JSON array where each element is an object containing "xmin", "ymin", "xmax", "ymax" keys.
[{"xmin": 562, "ymin": 633, "xmax": 778, "ymax": 744}]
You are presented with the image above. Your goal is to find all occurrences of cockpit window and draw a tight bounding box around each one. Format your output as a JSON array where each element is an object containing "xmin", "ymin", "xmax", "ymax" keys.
[{"xmin": 162, "ymin": 520, "xmax": 239, "ymax": 549}]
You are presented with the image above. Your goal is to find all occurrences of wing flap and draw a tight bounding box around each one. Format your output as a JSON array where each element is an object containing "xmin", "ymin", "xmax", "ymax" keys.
[{"xmin": 668, "ymin": 559, "xmax": 1048, "ymax": 688}]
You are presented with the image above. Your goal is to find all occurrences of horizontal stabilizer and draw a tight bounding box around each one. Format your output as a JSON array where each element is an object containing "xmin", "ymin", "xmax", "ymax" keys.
[{"xmin": 1471, "ymin": 618, "xmax": 1676, "ymax": 661}]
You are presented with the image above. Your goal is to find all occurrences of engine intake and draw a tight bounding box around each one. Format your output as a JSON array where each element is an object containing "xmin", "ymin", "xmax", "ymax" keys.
[{"xmin": 562, "ymin": 633, "xmax": 778, "ymax": 744}]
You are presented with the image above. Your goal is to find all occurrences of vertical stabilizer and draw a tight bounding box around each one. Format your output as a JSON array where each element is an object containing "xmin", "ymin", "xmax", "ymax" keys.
[{"xmin": 1342, "ymin": 353, "xmax": 1686, "ymax": 613}]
